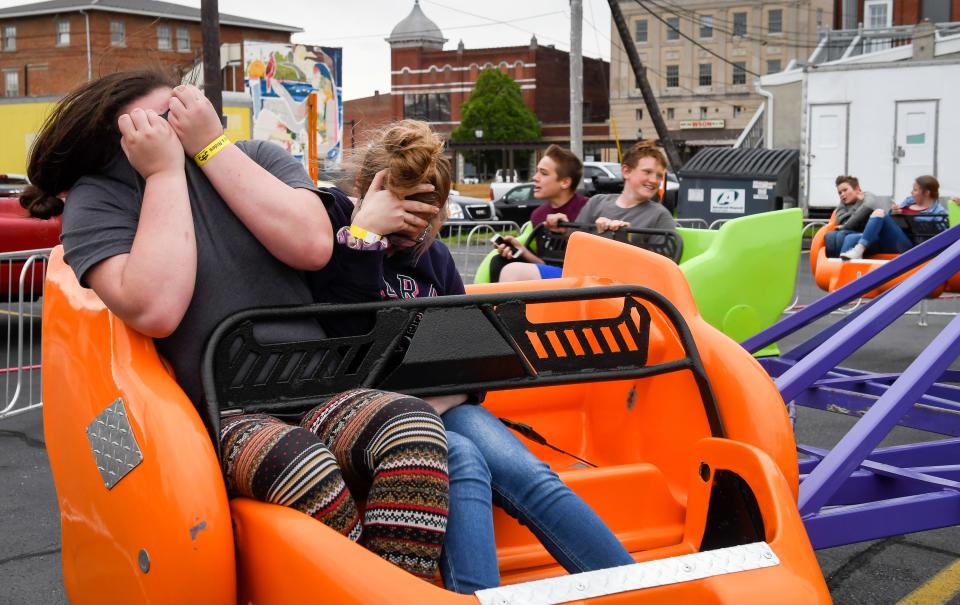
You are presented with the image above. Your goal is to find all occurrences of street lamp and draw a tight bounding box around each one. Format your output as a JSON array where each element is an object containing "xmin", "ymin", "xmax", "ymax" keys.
[{"xmin": 474, "ymin": 129, "xmax": 484, "ymax": 181}]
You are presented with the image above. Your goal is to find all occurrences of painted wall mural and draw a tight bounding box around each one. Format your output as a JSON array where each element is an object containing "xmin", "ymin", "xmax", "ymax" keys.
[{"xmin": 244, "ymin": 43, "xmax": 343, "ymax": 169}]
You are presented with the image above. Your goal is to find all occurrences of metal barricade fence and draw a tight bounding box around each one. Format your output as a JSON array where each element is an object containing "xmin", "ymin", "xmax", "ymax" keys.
[
  {"xmin": 443, "ymin": 221, "xmax": 521, "ymax": 283},
  {"xmin": 676, "ymin": 218, "xmax": 709, "ymax": 229},
  {"xmin": 2, "ymin": 248, "xmax": 51, "ymax": 420}
]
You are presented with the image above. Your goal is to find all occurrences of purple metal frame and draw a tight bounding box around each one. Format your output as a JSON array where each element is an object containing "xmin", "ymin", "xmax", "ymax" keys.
[{"xmin": 742, "ymin": 225, "xmax": 960, "ymax": 549}]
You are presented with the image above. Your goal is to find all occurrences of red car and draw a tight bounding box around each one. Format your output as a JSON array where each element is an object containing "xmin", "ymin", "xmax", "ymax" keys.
[{"xmin": 1, "ymin": 192, "xmax": 61, "ymax": 299}]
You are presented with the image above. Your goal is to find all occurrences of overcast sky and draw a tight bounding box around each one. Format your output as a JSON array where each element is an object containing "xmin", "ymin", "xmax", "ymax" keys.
[{"xmin": 0, "ymin": 0, "xmax": 613, "ymax": 100}]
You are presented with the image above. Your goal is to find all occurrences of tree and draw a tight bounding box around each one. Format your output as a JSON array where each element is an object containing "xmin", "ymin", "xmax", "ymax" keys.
[
  {"xmin": 451, "ymin": 69, "xmax": 541, "ymax": 179},
  {"xmin": 451, "ymin": 69, "xmax": 541, "ymax": 143}
]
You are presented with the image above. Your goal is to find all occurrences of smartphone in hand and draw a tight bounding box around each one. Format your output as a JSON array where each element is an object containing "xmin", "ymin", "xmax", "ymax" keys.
[{"xmin": 490, "ymin": 234, "xmax": 523, "ymax": 259}]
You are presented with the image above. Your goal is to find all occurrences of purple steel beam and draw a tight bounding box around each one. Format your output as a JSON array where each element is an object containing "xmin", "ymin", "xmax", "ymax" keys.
[
  {"xmin": 801, "ymin": 469, "xmax": 949, "ymax": 505},
  {"xmin": 781, "ymin": 294, "xmax": 884, "ymax": 361},
  {"xmin": 864, "ymin": 438, "xmax": 960, "ymax": 467},
  {"xmin": 777, "ymin": 237, "xmax": 960, "ymax": 403},
  {"xmin": 797, "ymin": 312, "xmax": 960, "ymax": 515},
  {"xmin": 742, "ymin": 225, "xmax": 960, "ymax": 353},
  {"xmin": 805, "ymin": 491, "xmax": 960, "ymax": 549},
  {"xmin": 795, "ymin": 386, "xmax": 960, "ymax": 436},
  {"xmin": 814, "ymin": 374, "xmax": 901, "ymax": 387}
]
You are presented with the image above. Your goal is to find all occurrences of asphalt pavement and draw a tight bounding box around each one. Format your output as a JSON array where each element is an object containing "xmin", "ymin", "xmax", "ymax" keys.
[{"xmin": 3, "ymin": 259, "xmax": 960, "ymax": 604}]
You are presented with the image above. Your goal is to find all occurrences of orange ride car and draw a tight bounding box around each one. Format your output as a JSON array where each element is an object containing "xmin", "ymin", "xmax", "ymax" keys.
[{"xmin": 42, "ymin": 232, "xmax": 831, "ymax": 604}]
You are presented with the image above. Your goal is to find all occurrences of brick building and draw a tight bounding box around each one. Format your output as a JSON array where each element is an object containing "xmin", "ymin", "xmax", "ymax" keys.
[
  {"xmin": 0, "ymin": 0, "xmax": 298, "ymax": 98},
  {"xmin": 345, "ymin": 1, "xmax": 613, "ymax": 178}
]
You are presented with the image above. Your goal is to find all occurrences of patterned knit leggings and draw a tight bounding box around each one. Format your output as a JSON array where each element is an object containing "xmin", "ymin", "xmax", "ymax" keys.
[{"xmin": 220, "ymin": 388, "xmax": 449, "ymax": 579}]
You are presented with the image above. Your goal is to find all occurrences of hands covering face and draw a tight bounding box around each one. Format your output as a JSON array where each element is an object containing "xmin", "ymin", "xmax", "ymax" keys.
[
  {"xmin": 352, "ymin": 169, "xmax": 441, "ymax": 243},
  {"xmin": 118, "ymin": 84, "xmax": 225, "ymax": 178}
]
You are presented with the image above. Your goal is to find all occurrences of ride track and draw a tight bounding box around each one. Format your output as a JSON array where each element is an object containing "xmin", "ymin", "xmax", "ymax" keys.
[{"xmin": 744, "ymin": 223, "xmax": 960, "ymax": 549}]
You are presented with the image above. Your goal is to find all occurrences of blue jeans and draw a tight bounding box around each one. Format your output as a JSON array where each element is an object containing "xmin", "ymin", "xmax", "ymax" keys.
[
  {"xmin": 826, "ymin": 229, "xmax": 856, "ymax": 258},
  {"xmin": 843, "ymin": 214, "xmax": 913, "ymax": 255},
  {"xmin": 440, "ymin": 405, "xmax": 633, "ymax": 594}
]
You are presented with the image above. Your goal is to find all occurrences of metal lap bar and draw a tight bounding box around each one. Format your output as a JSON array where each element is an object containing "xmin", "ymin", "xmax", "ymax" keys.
[
  {"xmin": 557, "ymin": 221, "xmax": 683, "ymax": 263},
  {"xmin": 202, "ymin": 286, "xmax": 724, "ymax": 443},
  {"xmin": 474, "ymin": 542, "xmax": 779, "ymax": 605}
]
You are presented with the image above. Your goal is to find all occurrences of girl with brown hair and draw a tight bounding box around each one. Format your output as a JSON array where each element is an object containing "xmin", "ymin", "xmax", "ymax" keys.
[
  {"xmin": 310, "ymin": 120, "xmax": 634, "ymax": 594},
  {"xmin": 23, "ymin": 70, "xmax": 450, "ymax": 580}
]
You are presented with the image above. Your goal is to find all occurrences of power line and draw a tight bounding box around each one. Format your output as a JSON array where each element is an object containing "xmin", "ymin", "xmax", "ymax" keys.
[
  {"xmin": 633, "ymin": 0, "xmax": 760, "ymax": 77},
  {"xmin": 318, "ymin": 9, "xmax": 568, "ymax": 42},
  {"xmin": 649, "ymin": 0, "xmax": 827, "ymax": 43},
  {"xmin": 422, "ymin": 0, "xmax": 571, "ymax": 50},
  {"xmin": 581, "ymin": 7, "xmax": 755, "ymax": 109}
]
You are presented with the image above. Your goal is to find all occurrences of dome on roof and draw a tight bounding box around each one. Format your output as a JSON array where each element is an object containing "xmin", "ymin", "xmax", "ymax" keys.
[{"xmin": 387, "ymin": 0, "xmax": 447, "ymax": 49}]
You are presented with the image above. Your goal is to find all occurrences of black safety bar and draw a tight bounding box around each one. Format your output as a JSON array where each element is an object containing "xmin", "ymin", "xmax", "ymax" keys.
[
  {"xmin": 532, "ymin": 222, "xmax": 683, "ymax": 265},
  {"xmin": 200, "ymin": 286, "xmax": 723, "ymax": 455}
]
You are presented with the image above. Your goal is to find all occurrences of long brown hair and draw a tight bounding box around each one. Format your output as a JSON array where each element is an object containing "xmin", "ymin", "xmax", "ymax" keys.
[
  {"xmin": 915, "ymin": 175, "xmax": 940, "ymax": 200},
  {"xmin": 352, "ymin": 120, "xmax": 452, "ymax": 255},
  {"xmin": 20, "ymin": 69, "xmax": 178, "ymax": 219}
]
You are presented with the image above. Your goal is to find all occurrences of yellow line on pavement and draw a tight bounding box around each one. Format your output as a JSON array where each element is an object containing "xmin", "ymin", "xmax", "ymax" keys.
[{"xmin": 898, "ymin": 559, "xmax": 960, "ymax": 604}]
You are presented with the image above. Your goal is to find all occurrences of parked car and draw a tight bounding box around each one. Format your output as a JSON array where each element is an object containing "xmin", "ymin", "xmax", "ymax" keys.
[
  {"xmin": 0, "ymin": 173, "xmax": 29, "ymax": 197},
  {"xmin": 441, "ymin": 194, "xmax": 498, "ymax": 236},
  {"xmin": 1, "ymin": 195, "xmax": 61, "ymax": 300},
  {"xmin": 493, "ymin": 183, "xmax": 540, "ymax": 225}
]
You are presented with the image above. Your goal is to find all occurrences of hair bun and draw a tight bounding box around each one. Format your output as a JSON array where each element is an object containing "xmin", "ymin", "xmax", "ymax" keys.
[
  {"xmin": 19, "ymin": 184, "xmax": 64, "ymax": 219},
  {"xmin": 384, "ymin": 120, "xmax": 444, "ymax": 190}
]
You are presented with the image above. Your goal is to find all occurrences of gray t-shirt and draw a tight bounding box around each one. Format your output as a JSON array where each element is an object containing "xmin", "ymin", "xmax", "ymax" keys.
[
  {"xmin": 835, "ymin": 191, "xmax": 887, "ymax": 231},
  {"xmin": 61, "ymin": 140, "xmax": 327, "ymax": 407},
  {"xmin": 578, "ymin": 194, "xmax": 676, "ymax": 238}
]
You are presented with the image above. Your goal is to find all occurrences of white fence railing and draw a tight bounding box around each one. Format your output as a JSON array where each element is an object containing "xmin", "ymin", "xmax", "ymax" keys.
[
  {"xmin": 2, "ymin": 248, "xmax": 51, "ymax": 420},
  {"xmin": 444, "ymin": 221, "xmax": 522, "ymax": 283}
]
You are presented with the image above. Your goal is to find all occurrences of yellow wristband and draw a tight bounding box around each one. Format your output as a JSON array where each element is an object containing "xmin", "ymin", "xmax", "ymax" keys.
[
  {"xmin": 194, "ymin": 135, "xmax": 231, "ymax": 166},
  {"xmin": 349, "ymin": 224, "xmax": 383, "ymax": 242}
]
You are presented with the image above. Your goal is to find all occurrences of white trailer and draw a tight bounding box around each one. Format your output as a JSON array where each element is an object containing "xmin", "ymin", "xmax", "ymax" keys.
[{"xmin": 803, "ymin": 58, "xmax": 960, "ymax": 213}]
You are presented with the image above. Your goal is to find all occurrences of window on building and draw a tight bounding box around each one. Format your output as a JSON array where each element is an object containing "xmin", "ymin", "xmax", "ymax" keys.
[
  {"xmin": 816, "ymin": 8, "xmax": 824, "ymax": 27},
  {"xmin": 403, "ymin": 93, "xmax": 451, "ymax": 122},
  {"xmin": 157, "ymin": 25, "xmax": 171, "ymax": 50},
  {"xmin": 110, "ymin": 20, "xmax": 125, "ymax": 46},
  {"xmin": 56, "ymin": 20, "xmax": 70, "ymax": 46},
  {"xmin": 3, "ymin": 26, "xmax": 15, "ymax": 51},
  {"xmin": 665, "ymin": 17, "xmax": 680, "ymax": 40},
  {"xmin": 768, "ymin": 9, "xmax": 783, "ymax": 34},
  {"xmin": 732, "ymin": 62, "xmax": 747, "ymax": 85},
  {"xmin": 666, "ymin": 107, "xmax": 675, "ymax": 120},
  {"xmin": 665, "ymin": 64, "xmax": 679, "ymax": 88},
  {"xmin": 921, "ymin": 0, "xmax": 950, "ymax": 22},
  {"xmin": 699, "ymin": 106, "xmax": 709, "ymax": 120},
  {"xmin": 865, "ymin": 0, "xmax": 892, "ymax": 28},
  {"xmin": 3, "ymin": 70, "xmax": 17, "ymax": 96},
  {"xmin": 176, "ymin": 27, "xmax": 190, "ymax": 52},
  {"xmin": 635, "ymin": 19, "xmax": 648, "ymax": 43},
  {"xmin": 635, "ymin": 108, "xmax": 643, "ymax": 120},
  {"xmin": 699, "ymin": 15, "xmax": 713, "ymax": 38},
  {"xmin": 733, "ymin": 105, "xmax": 744, "ymax": 118},
  {"xmin": 766, "ymin": 59, "xmax": 781, "ymax": 74},
  {"xmin": 733, "ymin": 12, "xmax": 747, "ymax": 37},
  {"xmin": 698, "ymin": 63, "xmax": 712, "ymax": 86}
]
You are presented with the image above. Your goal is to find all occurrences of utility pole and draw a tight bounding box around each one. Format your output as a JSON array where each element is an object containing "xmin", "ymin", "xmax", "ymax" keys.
[
  {"xmin": 606, "ymin": 0, "xmax": 683, "ymax": 169},
  {"xmin": 201, "ymin": 0, "xmax": 223, "ymax": 117},
  {"xmin": 569, "ymin": 0, "xmax": 584, "ymax": 158}
]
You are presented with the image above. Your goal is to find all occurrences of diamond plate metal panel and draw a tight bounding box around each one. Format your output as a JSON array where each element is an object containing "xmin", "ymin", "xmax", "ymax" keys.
[
  {"xmin": 475, "ymin": 542, "xmax": 780, "ymax": 605},
  {"xmin": 85, "ymin": 398, "xmax": 143, "ymax": 490}
]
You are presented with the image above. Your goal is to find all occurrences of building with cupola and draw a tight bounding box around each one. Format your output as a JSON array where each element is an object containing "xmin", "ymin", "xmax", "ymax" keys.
[{"xmin": 344, "ymin": 1, "xmax": 613, "ymax": 179}]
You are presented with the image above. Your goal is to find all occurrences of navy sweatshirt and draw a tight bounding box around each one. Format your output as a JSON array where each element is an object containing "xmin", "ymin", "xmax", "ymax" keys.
[{"xmin": 309, "ymin": 187, "xmax": 465, "ymax": 315}]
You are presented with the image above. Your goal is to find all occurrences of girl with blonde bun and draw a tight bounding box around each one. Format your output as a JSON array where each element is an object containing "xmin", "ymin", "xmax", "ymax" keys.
[{"xmin": 311, "ymin": 119, "xmax": 634, "ymax": 593}]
